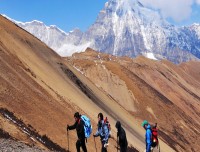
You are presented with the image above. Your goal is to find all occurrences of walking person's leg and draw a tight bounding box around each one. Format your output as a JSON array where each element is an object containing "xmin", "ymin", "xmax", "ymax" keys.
[
  {"xmin": 81, "ymin": 138, "xmax": 87, "ymax": 152},
  {"xmin": 101, "ymin": 141, "xmax": 107, "ymax": 152},
  {"xmin": 120, "ymin": 146, "xmax": 127, "ymax": 152},
  {"xmin": 146, "ymin": 143, "xmax": 151, "ymax": 152},
  {"xmin": 76, "ymin": 140, "xmax": 81, "ymax": 152},
  {"xmin": 124, "ymin": 145, "xmax": 127, "ymax": 152}
]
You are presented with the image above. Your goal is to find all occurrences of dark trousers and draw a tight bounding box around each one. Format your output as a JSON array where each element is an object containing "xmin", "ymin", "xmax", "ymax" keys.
[
  {"xmin": 101, "ymin": 141, "xmax": 107, "ymax": 152},
  {"xmin": 120, "ymin": 145, "xmax": 127, "ymax": 152},
  {"xmin": 76, "ymin": 139, "xmax": 87, "ymax": 152}
]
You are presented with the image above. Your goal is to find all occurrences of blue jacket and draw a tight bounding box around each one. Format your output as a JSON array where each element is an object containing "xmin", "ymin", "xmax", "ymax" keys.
[
  {"xmin": 146, "ymin": 124, "xmax": 152, "ymax": 144},
  {"xmin": 94, "ymin": 120, "xmax": 109, "ymax": 142}
]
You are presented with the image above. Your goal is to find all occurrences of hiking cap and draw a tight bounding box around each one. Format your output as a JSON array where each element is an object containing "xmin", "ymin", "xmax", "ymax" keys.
[
  {"xmin": 74, "ymin": 112, "xmax": 80, "ymax": 118},
  {"xmin": 142, "ymin": 120, "xmax": 148, "ymax": 127}
]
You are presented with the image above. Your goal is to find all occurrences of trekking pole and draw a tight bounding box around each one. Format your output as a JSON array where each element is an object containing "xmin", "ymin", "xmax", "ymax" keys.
[
  {"xmin": 67, "ymin": 130, "xmax": 69, "ymax": 152},
  {"xmin": 94, "ymin": 136, "xmax": 97, "ymax": 152},
  {"xmin": 116, "ymin": 136, "xmax": 118, "ymax": 152}
]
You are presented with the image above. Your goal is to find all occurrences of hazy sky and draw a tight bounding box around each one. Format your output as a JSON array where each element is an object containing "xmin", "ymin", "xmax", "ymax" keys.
[
  {"xmin": 0, "ymin": 0, "xmax": 200, "ymax": 32},
  {"xmin": 140, "ymin": 0, "xmax": 200, "ymax": 25}
]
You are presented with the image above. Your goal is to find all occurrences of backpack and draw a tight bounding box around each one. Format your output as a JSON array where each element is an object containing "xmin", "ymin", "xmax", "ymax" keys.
[
  {"xmin": 81, "ymin": 115, "xmax": 92, "ymax": 138},
  {"xmin": 151, "ymin": 124, "xmax": 158, "ymax": 147},
  {"xmin": 104, "ymin": 117, "xmax": 111, "ymax": 136}
]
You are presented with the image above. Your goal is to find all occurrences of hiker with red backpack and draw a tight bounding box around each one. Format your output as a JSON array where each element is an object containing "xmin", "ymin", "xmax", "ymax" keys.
[
  {"xmin": 142, "ymin": 120, "xmax": 152, "ymax": 152},
  {"xmin": 151, "ymin": 123, "xmax": 159, "ymax": 151},
  {"xmin": 151, "ymin": 123, "xmax": 158, "ymax": 146},
  {"xmin": 67, "ymin": 112, "xmax": 87, "ymax": 152},
  {"xmin": 93, "ymin": 113, "xmax": 110, "ymax": 152}
]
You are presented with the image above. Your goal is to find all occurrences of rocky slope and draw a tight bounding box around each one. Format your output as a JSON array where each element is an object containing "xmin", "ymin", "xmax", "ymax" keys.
[
  {"xmin": 0, "ymin": 138, "xmax": 47, "ymax": 152},
  {"xmin": 0, "ymin": 128, "xmax": 47, "ymax": 151},
  {"xmin": 67, "ymin": 48, "xmax": 200, "ymax": 152}
]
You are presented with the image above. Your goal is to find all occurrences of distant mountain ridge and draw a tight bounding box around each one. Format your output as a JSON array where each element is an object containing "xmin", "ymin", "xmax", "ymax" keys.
[{"xmin": 5, "ymin": 0, "xmax": 200, "ymax": 63}]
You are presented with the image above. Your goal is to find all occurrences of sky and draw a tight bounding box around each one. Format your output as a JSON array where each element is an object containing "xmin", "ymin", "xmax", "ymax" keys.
[
  {"xmin": 140, "ymin": 0, "xmax": 200, "ymax": 26},
  {"xmin": 0, "ymin": 0, "xmax": 200, "ymax": 33},
  {"xmin": 0, "ymin": 0, "xmax": 107, "ymax": 32}
]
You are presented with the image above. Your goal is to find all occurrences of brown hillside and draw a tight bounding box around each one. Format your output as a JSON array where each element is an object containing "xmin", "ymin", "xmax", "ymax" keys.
[
  {"xmin": 0, "ymin": 15, "xmax": 175, "ymax": 152},
  {"xmin": 179, "ymin": 61, "xmax": 200, "ymax": 84},
  {"xmin": 67, "ymin": 48, "xmax": 200, "ymax": 152}
]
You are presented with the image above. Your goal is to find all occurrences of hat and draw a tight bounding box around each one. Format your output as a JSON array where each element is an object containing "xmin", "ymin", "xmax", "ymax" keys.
[
  {"xmin": 142, "ymin": 120, "xmax": 148, "ymax": 127},
  {"xmin": 74, "ymin": 112, "xmax": 80, "ymax": 118},
  {"xmin": 115, "ymin": 121, "xmax": 121, "ymax": 129}
]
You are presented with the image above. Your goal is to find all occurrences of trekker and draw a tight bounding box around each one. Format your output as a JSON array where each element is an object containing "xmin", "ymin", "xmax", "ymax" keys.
[
  {"xmin": 151, "ymin": 123, "xmax": 160, "ymax": 152},
  {"xmin": 93, "ymin": 113, "xmax": 109, "ymax": 152},
  {"xmin": 142, "ymin": 120, "xmax": 152, "ymax": 152},
  {"xmin": 67, "ymin": 112, "xmax": 87, "ymax": 152},
  {"xmin": 115, "ymin": 121, "xmax": 128, "ymax": 152},
  {"xmin": 151, "ymin": 123, "xmax": 159, "ymax": 148}
]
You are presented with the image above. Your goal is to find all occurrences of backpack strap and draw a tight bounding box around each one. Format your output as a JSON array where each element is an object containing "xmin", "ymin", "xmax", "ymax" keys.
[{"xmin": 78, "ymin": 118, "xmax": 81, "ymax": 124}]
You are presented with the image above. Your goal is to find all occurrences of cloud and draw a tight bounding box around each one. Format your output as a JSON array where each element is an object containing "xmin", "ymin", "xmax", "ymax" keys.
[
  {"xmin": 196, "ymin": 0, "xmax": 200, "ymax": 4},
  {"xmin": 140, "ymin": 0, "xmax": 199, "ymax": 22}
]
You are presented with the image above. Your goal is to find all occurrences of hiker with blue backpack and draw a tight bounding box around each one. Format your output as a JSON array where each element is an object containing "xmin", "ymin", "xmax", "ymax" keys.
[
  {"xmin": 93, "ymin": 113, "xmax": 110, "ymax": 152},
  {"xmin": 67, "ymin": 112, "xmax": 88, "ymax": 152},
  {"xmin": 142, "ymin": 120, "xmax": 152, "ymax": 152}
]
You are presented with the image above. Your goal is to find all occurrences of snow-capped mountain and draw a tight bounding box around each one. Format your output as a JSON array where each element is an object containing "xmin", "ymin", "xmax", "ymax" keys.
[
  {"xmin": 15, "ymin": 20, "xmax": 91, "ymax": 56},
  {"xmin": 5, "ymin": 0, "xmax": 200, "ymax": 63},
  {"xmin": 81, "ymin": 0, "xmax": 200, "ymax": 63}
]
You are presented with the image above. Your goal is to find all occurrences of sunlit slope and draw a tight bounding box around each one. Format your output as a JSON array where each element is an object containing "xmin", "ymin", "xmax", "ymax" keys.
[{"xmin": 67, "ymin": 48, "xmax": 200, "ymax": 152}]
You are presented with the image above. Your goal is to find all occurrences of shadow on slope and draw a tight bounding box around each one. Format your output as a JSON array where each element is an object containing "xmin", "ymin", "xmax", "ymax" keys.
[
  {"xmin": 0, "ymin": 128, "xmax": 12, "ymax": 139},
  {"xmin": 0, "ymin": 108, "xmax": 68, "ymax": 152}
]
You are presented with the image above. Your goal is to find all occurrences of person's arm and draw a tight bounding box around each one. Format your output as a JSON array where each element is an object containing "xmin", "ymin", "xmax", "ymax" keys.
[
  {"xmin": 94, "ymin": 128, "xmax": 100, "ymax": 137},
  {"xmin": 102, "ymin": 124, "xmax": 109, "ymax": 142},
  {"xmin": 146, "ymin": 129, "xmax": 152, "ymax": 144},
  {"xmin": 94, "ymin": 124, "xmax": 101, "ymax": 137},
  {"xmin": 67, "ymin": 121, "xmax": 77, "ymax": 130}
]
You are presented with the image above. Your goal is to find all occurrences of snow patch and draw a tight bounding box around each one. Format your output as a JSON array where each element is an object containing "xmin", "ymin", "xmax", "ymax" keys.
[
  {"xmin": 57, "ymin": 42, "xmax": 91, "ymax": 57},
  {"xmin": 73, "ymin": 66, "xmax": 84, "ymax": 75},
  {"xmin": 146, "ymin": 106, "xmax": 157, "ymax": 119},
  {"xmin": 49, "ymin": 25, "xmax": 67, "ymax": 35},
  {"xmin": 102, "ymin": 65, "xmax": 106, "ymax": 70},
  {"xmin": 144, "ymin": 52, "xmax": 158, "ymax": 60}
]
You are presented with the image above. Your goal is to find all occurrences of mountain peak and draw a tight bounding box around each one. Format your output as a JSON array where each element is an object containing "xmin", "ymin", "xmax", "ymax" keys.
[
  {"xmin": 97, "ymin": 0, "xmax": 168, "ymax": 28},
  {"xmin": 31, "ymin": 20, "xmax": 44, "ymax": 25},
  {"xmin": 105, "ymin": 0, "xmax": 143, "ymax": 15}
]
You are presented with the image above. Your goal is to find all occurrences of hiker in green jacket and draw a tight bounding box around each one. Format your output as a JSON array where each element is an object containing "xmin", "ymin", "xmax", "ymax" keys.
[{"xmin": 142, "ymin": 120, "xmax": 152, "ymax": 152}]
